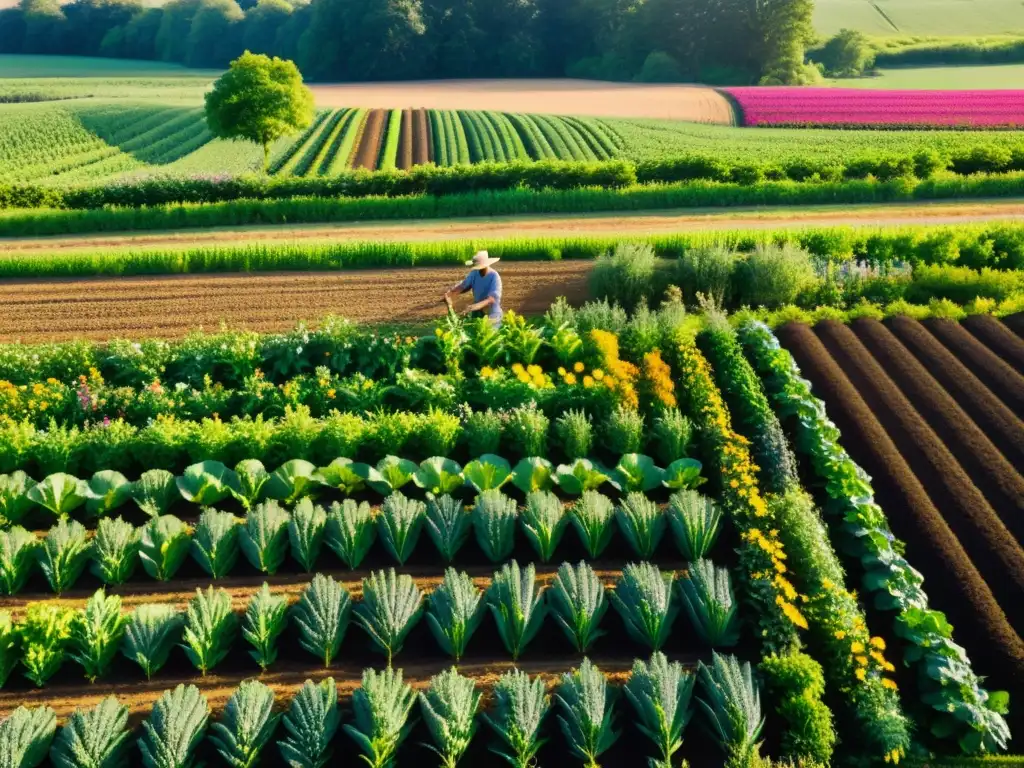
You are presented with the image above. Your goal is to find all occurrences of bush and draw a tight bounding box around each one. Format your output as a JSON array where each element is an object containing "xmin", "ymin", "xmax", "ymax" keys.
[
  {"xmin": 675, "ymin": 246, "xmax": 737, "ymax": 306},
  {"xmin": 590, "ymin": 242, "xmax": 658, "ymax": 313},
  {"xmin": 734, "ymin": 245, "xmax": 818, "ymax": 309},
  {"xmin": 759, "ymin": 652, "xmax": 836, "ymax": 765},
  {"xmin": 635, "ymin": 51, "xmax": 684, "ymax": 83},
  {"xmin": 815, "ymin": 29, "xmax": 876, "ymax": 77}
]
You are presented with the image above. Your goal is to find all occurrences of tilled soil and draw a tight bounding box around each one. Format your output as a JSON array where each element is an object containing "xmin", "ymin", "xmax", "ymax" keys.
[
  {"xmin": 962, "ymin": 313, "xmax": 1024, "ymax": 372},
  {"xmin": 351, "ymin": 108, "xmax": 385, "ymax": 170},
  {"xmin": 0, "ymin": 261, "xmax": 591, "ymax": 341},
  {"xmin": 398, "ymin": 109, "xmax": 414, "ymax": 170}
]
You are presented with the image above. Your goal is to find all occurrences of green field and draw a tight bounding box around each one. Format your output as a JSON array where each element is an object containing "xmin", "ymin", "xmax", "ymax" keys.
[
  {"xmin": 813, "ymin": 0, "xmax": 1024, "ymax": 36},
  {"xmin": 0, "ymin": 54, "xmax": 217, "ymax": 78},
  {"xmin": 834, "ymin": 64, "xmax": 1024, "ymax": 88}
]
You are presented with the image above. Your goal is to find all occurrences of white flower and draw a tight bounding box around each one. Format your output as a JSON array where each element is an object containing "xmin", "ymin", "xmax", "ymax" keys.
[
  {"xmin": 296, "ymin": 346, "xmax": 303, "ymax": 355},
  {"xmin": 175, "ymin": 382, "xmax": 188, "ymax": 392},
  {"xmin": 132, "ymin": 343, "xmax": 142, "ymax": 353}
]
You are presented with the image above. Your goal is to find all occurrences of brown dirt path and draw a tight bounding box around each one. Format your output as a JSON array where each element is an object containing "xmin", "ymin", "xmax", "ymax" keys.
[{"xmin": 0, "ymin": 260, "xmax": 592, "ymax": 342}]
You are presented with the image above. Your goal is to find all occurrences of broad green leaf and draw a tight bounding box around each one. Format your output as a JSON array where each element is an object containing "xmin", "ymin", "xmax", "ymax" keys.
[
  {"xmin": 663, "ymin": 459, "xmax": 706, "ymax": 491},
  {"xmin": 358, "ymin": 456, "xmax": 418, "ymax": 496},
  {"xmin": 27, "ymin": 473, "xmax": 89, "ymax": 518},
  {"xmin": 231, "ymin": 459, "xmax": 270, "ymax": 510},
  {"xmin": 176, "ymin": 461, "xmax": 239, "ymax": 507},
  {"xmin": 614, "ymin": 454, "xmax": 664, "ymax": 494},
  {"xmin": 554, "ymin": 460, "xmax": 609, "ymax": 497},
  {"xmin": 463, "ymin": 454, "xmax": 512, "ymax": 493},
  {"xmin": 415, "ymin": 457, "xmax": 465, "ymax": 496},
  {"xmin": 129, "ymin": 470, "xmax": 179, "ymax": 518},
  {"xmin": 314, "ymin": 458, "xmax": 370, "ymax": 496},
  {"xmin": 266, "ymin": 460, "xmax": 319, "ymax": 505},
  {"xmin": 511, "ymin": 457, "xmax": 555, "ymax": 494},
  {"xmin": 0, "ymin": 472, "xmax": 36, "ymax": 527},
  {"xmin": 85, "ymin": 471, "xmax": 132, "ymax": 518}
]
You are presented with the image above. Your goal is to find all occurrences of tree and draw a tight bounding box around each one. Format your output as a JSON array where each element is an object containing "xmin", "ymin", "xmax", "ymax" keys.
[
  {"xmin": 185, "ymin": 0, "xmax": 244, "ymax": 67},
  {"xmin": 242, "ymin": 0, "xmax": 293, "ymax": 57},
  {"xmin": 204, "ymin": 51, "xmax": 314, "ymax": 171},
  {"xmin": 816, "ymin": 28, "xmax": 875, "ymax": 77}
]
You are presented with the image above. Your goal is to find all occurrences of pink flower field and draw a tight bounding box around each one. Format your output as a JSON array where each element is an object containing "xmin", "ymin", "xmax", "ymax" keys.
[{"xmin": 725, "ymin": 87, "xmax": 1024, "ymax": 128}]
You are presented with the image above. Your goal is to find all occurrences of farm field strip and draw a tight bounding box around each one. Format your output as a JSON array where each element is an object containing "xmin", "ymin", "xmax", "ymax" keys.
[
  {"xmin": 962, "ymin": 313, "xmax": 1024, "ymax": 371},
  {"xmin": 351, "ymin": 108, "xmax": 386, "ymax": 170}
]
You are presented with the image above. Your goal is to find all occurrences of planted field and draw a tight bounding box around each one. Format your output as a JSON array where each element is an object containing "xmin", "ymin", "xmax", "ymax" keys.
[{"xmin": 812, "ymin": 0, "xmax": 1024, "ymax": 36}]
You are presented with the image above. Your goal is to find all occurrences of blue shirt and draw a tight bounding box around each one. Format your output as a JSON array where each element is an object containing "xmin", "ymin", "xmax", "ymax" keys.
[{"xmin": 460, "ymin": 269, "xmax": 503, "ymax": 322}]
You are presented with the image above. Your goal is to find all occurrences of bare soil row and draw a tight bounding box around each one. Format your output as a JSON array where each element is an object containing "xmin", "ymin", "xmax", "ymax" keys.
[
  {"xmin": 351, "ymin": 108, "xmax": 386, "ymax": 170},
  {"xmin": 962, "ymin": 313, "xmax": 1024, "ymax": 372}
]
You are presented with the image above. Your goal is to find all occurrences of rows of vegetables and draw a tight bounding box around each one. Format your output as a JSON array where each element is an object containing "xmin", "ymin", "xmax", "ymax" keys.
[{"xmin": 0, "ymin": 298, "xmax": 1011, "ymax": 767}]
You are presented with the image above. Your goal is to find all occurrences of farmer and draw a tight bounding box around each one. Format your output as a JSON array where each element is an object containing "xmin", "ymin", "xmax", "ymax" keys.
[{"xmin": 443, "ymin": 250, "xmax": 504, "ymax": 325}]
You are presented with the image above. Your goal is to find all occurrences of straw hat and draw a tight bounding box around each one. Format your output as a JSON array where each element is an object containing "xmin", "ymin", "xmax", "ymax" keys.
[{"xmin": 465, "ymin": 250, "xmax": 501, "ymax": 268}]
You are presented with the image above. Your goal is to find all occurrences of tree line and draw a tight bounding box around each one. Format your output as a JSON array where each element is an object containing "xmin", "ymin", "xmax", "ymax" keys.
[{"xmin": 0, "ymin": 0, "xmax": 818, "ymax": 84}]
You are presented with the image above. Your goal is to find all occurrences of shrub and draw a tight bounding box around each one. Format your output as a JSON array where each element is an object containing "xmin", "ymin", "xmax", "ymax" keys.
[
  {"xmin": 668, "ymin": 491, "xmax": 722, "ymax": 560},
  {"xmin": 18, "ymin": 604, "xmax": 74, "ymax": 686},
  {"xmin": 473, "ymin": 489, "xmax": 518, "ymax": 563},
  {"xmin": 70, "ymin": 588, "xmax": 126, "ymax": 683},
  {"xmin": 425, "ymin": 494, "xmax": 472, "ymax": 562},
  {"xmin": 678, "ymin": 559, "xmax": 740, "ymax": 647},
  {"xmin": 50, "ymin": 696, "xmax": 130, "ymax": 768},
  {"xmin": 816, "ymin": 29, "xmax": 875, "ymax": 76},
  {"xmin": 191, "ymin": 509, "xmax": 239, "ymax": 579},
  {"xmin": 343, "ymin": 667, "xmax": 417, "ymax": 768},
  {"xmin": 603, "ymin": 405, "xmax": 645, "ymax": 455},
  {"xmin": 697, "ymin": 653, "xmax": 765, "ymax": 767},
  {"xmin": 550, "ymin": 561, "xmax": 608, "ymax": 653},
  {"xmin": 209, "ymin": 680, "xmax": 280, "ymax": 768},
  {"xmin": 0, "ymin": 526, "xmax": 37, "ymax": 595},
  {"xmin": 90, "ymin": 517, "xmax": 139, "ymax": 586},
  {"xmin": 652, "ymin": 408, "xmax": 693, "ymax": 465},
  {"xmin": 520, "ymin": 490, "xmax": 567, "ymax": 562},
  {"xmin": 488, "ymin": 561, "xmax": 547, "ymax": 660},
  {"xmin": 0, "ymin": 471, "xmax": 35, "ymax": 529},
  {"xmin": 182, "ymin": 586, "xmax": 237, "ymax": 675},
  {"xmin": 675, "ymin": 246, "xmax": 737, "ymax": 306},
  {"xmin": 555, "ymin": 659, "xmax": 619, "ymax": 768},
  {"xmin": 625, "ymin": 652, "xmax": 695, "ymax": 768},
  {"xmin": 240, "ymin": 500, "xmax": 290, "ymax": 575},
  {"xmin": 734, "ymin": 245, "xmax": 817, "ymax": 309},
  {"xmin": 590, "ymin": 242, "xmax": 657, "ymax": 313},
  {"xmin": 122, "ymin": 604, "xmax": 183, "ymax": 680},
  {"xmin": 616, "ymin": 492, "xmax": 665, "ymax": 559},
  {"xmin": 483, "ymin": 669, "xmax": 549, "ymax": 768},
  {"xmin": 555, "ymin": 409, "xmax": 594, "ymax": 462},
  {"xmin": 378, "ymin": 492, "xmax": 426, "ymax": 565},
  {"xmin": 242, "ymin": 583, "xmax": 288, "ymax": 671},
  {"xmin": 0, "ymin": 705, "xmax": 56, "ymax": 768},
  {"xmin": 462, "ymin": 409, "xmax": 504, "ymax": 456},
  {"xmin": 139, "ymin": 515, "xmax": 191, "ymax": 582},
  {"xmin": 760, "ymin": 652, "xmax": 836, "ymax": 765},
  {"xmin": 138, "ymin": 684, "xmax": 209, "ymax": 768},
  {"xmin": 426, "ymin": 568, "xmax": 484, "ymax": 663},
  {"xmin": 420, "ymin": 668, "xmax": 481, "ymax": 768},
  {"xmin": 503, "ymin": 403, "xmax": 549, "ymax": 458},
  {"xmin": 289, "ymin": 498, "xmax": 327, "ymax": 572},
  {"xmin": 279, "ymin": 678, "xmax": 341, "ymax": 768},
  {"xmin": 293, "ymin": 574, "xmax": 352, "ymax": 667},
  {"xmin": 326, "ymin": 499, "xmax": 376, "ymax": 569},
  {"xmin": 611, "ymin": 562, "xmax": 678, "ymax": 651},
  {"xmin": 570, "ymin": 491, "xmax": 616, "ymax": 558},
  {"xmin": 355, "ymin": 569, "xmax": 424, "ymax": 666},
  {"xmin": 39, "ymin": 518, "xmax": 91, "ymax": 594}
]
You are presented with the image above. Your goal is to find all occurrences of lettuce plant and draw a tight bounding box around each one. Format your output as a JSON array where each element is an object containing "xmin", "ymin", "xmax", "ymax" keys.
[
  {"xmin": 678, "ymin": 559, "xmax": 740, "ymax": 648},
  {"xmin": 616, "ymin": 493, "xmax": 665, "ymax": 559},
  {"xmin": 624, "ymin": 652, "xmax": 695, "ymax": 768},
  {"xmin": 85, "ymin": 470, "xmax": 132, "ymax": 519},
  {"xmin": 139, "ymin": 515, "xmax": 191, "ymax": 582},
  {"xmin": 39, "ymin": 518, "xmax": 91, "ymax": 594},
  {"xmin": 191, "ymin": 509, "xmax": 240, "ymax": 579},
  {"xmin": 555, "ymin": 659, "xmax": 619, "ymax": 768},
  {"xmin": 293, "ymin": 574, "xmax": 352, "ymax": 667},
  {"xmin": 473, "ymin": 489, "xmax": 517, "ymax": 563},
  {"xmin": 611, "ymin": 563, "xmax": 678, "ymax": 651},
  {"xmin": 667, "ymin": 490, "xmax": 722, "ymax": 560},
  {"xmin": 663, "ymin": 458, "xmax": 705, "ymax": 491},
  {"xmin": 266, "ymin": 459, "xmax": 319, "ymax": 505},
  {"xmin": 0, "ymin": 471, "xmax": 36, "ymax": 527},
  {"xmin": 176, "ymin": 461, "xmax": 238, "ymax": 507},
  {"xmin": 231, "ymin": 459, "xmax": 270, "ymax": 510},
  {"xmin": 550, "ymin": 561, "xmax": 607, "ymax": 653},
  {"xmin": 362, "ymin": 456, "xmax": 418, "ymax": 495},
  {"xmin": 343, "ymin": 667, "xmax": 417, "ymax": 768},
  {"xmin": 129, "ymin": 469, "xmax": 179, "ymax": 518},
  {"xmin": 519, "ymin": 491, "xmax": 567, "ymax": 563},
  {"xmin": 613, "ymin": 454, "xmax": 665, "ymax": 494},
  {"xmin": 554, "ymin": 459, "xmax": 610, "ymax": 496},
  {"xmin": 356, "ymin": 569, "xmax": 423, "ymax": 667},
  {"xmin": 570, "ymin": 491, "xmax": 615, "ymax": 558},
  {"xmin": 242, "ymin": 583, "xmax": 288, "ymax": 671},
  {"xmin": 697, "ymin": 652, "xmax": 764, "ymax": 765},
  {"xmin": 27, "ymin": 473, "xmax": 89, "ymax": 519},
  {"xmin": 426, "ymin": 568, "xmax": 484, "ymax": 663},
  {"xmin": 182, "ymin": 586, "xmax": 237, "ymax": 675},
  {"xmin": 0, "ymin": 705, "xmax": 56, "ymax": 768},
  {"xmin": 483, "ymin": 669, "xmax": 549, "ymax": 768},
  {"xmin": 488, "ymin": 561, "xmax": 546, "ymax": 660},
  {"xmin": 289, "ymin": 499, "xmax": 327, "ymax": 572},
  {"xmin": 314, "ymin": 457, "xmax": 370, "ymax": 496},
  {"xmin": 138, "ymin": 684, "xmax": 209, "ymax": 768},
  {"xmin": 279, "ymin": 677, "xmax": 341, "ymax": 768},
  {"xmin": 0, "ymin": 526, "xmax": 37, "ymax": 595},
  {"xmin": 0, "ymin": 611, "xmax": 18, "ymax": 688},
  {"xmin": 90, "ymin": 517, "xmax": 139, "ymax": 585},
  {"xmin": 510, "ymin": 457, "xmax": 555, "ymax": 495},
  {"xmin": 210, "ymin": 680, "xmax": 280, "ymax": 768},
  {"xmin": 19, "ymin": 603, "xmax": 74, "ymax": 686},
  {"xmin": 378, "ymin": 492, "xmax": 425, "ymax": 565},
  {"xmin": 50, "ymin": 696, "xmax": 130, "ymax": 768},
  {"xmin": 463, "ymin": 454, "xmax": 512, "ymax": 493},
  {"xmin": 239, "ymin": 500, "xmax": 290, "ymax": 575},
  {"xmin": 122, "ymin": 604, "xmax": 183, "ymax": 680},
  {"xmin": 70, "ymin": 588, "xmax": 126, "ymax": 683},
  {"xmin": 415, "ymin": 457, "xmax": 464, "ymax": 496},
  {"xmin": 325, "ymin": 500, "xmax": 376, "ymax": 569},
  {"xmin": 420, "ymin": 668, "xmax": 480, "ymax": 768},
  {"xmin": 424, "ymin": 494, "xmax": 471, "ymax": 562}
]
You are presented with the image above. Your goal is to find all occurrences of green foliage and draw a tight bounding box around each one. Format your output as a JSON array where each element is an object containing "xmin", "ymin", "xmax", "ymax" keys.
[
  {"xmin": 70, "ymin": 588, "xmax": 126, "ymax": 683},
  {"xmin": 0, "ymin": 526, "xmax": 37, "ymax": 595},
  {"xmin": 759, "ymin": 652, "xmax": 836, "ymax": 766},
  {"xmin": 139, "ymin": 515, "xmax": 191, "ymax": 581},
  {"xmin": 288, "ymin": 498, "xmax": 327, "ymax": 572},
  {"xmin": 27, "ymin": 473, "xmax": 89, "ymax": 518},
  {"xmin": 735, "ymin": 244, "xmax": 817, "ymax": 309},
  {"xmin": 18, "ymin": 603, "xmax": 74, "ymax": 687},
  {"xmin": 698, "ymin": 653, "xmax": 764, "ymax": 766},
  {"xmin": 591, "ymin": 241, "xmax": 657, "ymax": 313},
  {"xmin": 314, "ymin": 458, "xmax": 368, "ymax": 496},
  {"xmin": 611, "ymin": 563, "xmax": 678, "ymax": 651},
  {"xmin": 363, "ymin": 456, "xmax": 419, "ymax": 495},
  {"xmin": 129, "ymin": 470, "xmax": 179, "ymax": 518},
  {"xmin": 266, "ymin": 459, "xmax": 319, "ymax": 505},
  {"xmin": 555, "ymin": 410, "xmax": 594, "ymax": 462},
  {"xmin": 325, "ymin": 499, "xmax": 376, "ymax": 569},
  {"xmin": 651, "ymin": 408, "xmax": 694, "ymax": 465},
  {"xmin": 473, "ymin": 489, "xmax": 518, "ymax": 563},
  {"xmin": 624, "ymin": 652, "xmax": 695, "ymax": 768},
  {"xmin": 501, "ymin": 312, "xmax": 545, "ymax": 366},
  {"xmin": 0, "ymin": 705, "xmax": 56, "ymax": 768},
  {"xmin": 464, "ymin": 454, "xmax": 512, "ymax": 493},
  {"xmin": 378, "ymin": 492, "xmax": 426, "ymax": 565},
  {"xmin": 231, "ymin": 459, "xmax": 269, "ymax": 510},
  {"xmin": 668, "ymin": 491, "xmax": 722, "ymax": 560},
  {"xmin": 425, "ymin": 494, "xmax": 471, "ymax": 562},
  {"xmin": 614, "ymin": 454, "xmax": 665, "ymax": 493},
  {"xmin": 426, "ymin": 568, "xmax": 484, "ymax": 663},
  {"xmin": 343, "ymin": 667, "xmax": 417, "ymax": 768},
  {"xmin": 242, "ymin": 583, "xmax": 288, "ymax": 671},
  {"xmin": 483, "ymin": 669, "xmax": 549, "ymax": 768},
  {"xmin": 462, "ymin": 410, "xmax": 504, "ymax": 457},
  {"xmin": 678, "ymin": 559, "xmax": 740, "ymax": 648},
  {"xmin": 604, "ymin": 406, "xmax": 645, "ymax": 455},
  {"xmin": 293, "ymin": 573, "xmax": 352, "ymax": 667},
  {"xmin": 182, "ymin": 586, "xmax": 237, "ymax": 675},
  {"xmin": 50, "ymin": 696, "xmax": 130, "ymax": 768},
  {"xmin": 550, "ymin": 561, "xmax": 607, "ymax": 653},
  {"xmin": 504, "ymin": 404, "xmax": 549, "ymax": 458},
  {"xmin": 555, "ymin": 659, "xmax": 620, "ymax": 768},
  {"xmin": 674, "ymin": 246, "xmax": 737, "ymax": 307},
  {"xmin": 138, "ymin": 684, "xmax": 209, "ymax": 768},
  {"xmin": 239, "ymin": 500, "xmax": 290, "ymax": 574},
  {"xmin": 488, "ymin": 561, "xmax": 546, "ymax": 660},
  {"xmin": 210, "ymin": 680, "xmax": 280, "ymax": 768},
  {"xmin": 616, "ymin": 492, "xmax": 665, "ymax": 559},
  {"xmin": 420, "ymin": 668, "xmax": 481, "ymax": 768},
  {"xmin": 176, "ymin": 461, "xmax": 238, "ymax": 507},
  {"xmin": 39, "ymin": 517, "xmax": 90, "ymax": 593},
  {"xmin": 356, "ymin": 569, "xmax": 424, "ymax": 666},
  {"xmin": 555, "ymin": 459, "xmax": 610, "ymax": 497},
  {"xmin": 519, "ymin": 490, "xmax": 566, "ymax": 562},
  {"xmin": 570, "ymin": 491, "xmax": 616, "ymax": 558},
  {"xmin": 122, "ymin": 604, "xmax": 183, "ymax": 680},
  {"xmin": 511, "ymin": 457, "xmax": 555, "ymax": 495},
  {"xmin": 0, "ymin": 612, "xmax": 18, "ymax": 689},
  {"xmin": 415, "ymin": 457, "xmax": 464, "ymax": 496},
  {"xmin": 191, "ymin": 509, "xmax": 239, "ymax": 580},
  {"xmin": 279, "ymin": 677, "xmax": 341, "ymax": 768},
  {"xmin": 663, "ymin": 458, "xmax": 705, "ymax": 491},
  {"xmin": 0, "ymin": 472, "xmax": 36, "ymax": 528},
  {"xmin": 85, "ymin": 470, "xmax": 132, "ymax": 519},
  {"xmin": 816, "ymin": 29, "xmax": 876, "ymax": 77},
  {"xmin": 90, "ymin": 517, "xmax": 139, "ymax": 586}
]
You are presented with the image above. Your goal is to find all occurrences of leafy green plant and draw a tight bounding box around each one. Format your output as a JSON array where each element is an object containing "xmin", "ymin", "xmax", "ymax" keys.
[
  {"xmin": 129, "ymin": 470, "xmax": 179, "ymax": 518},
  {"xmin": 426, "ymin": 568, "xmax": 484, "ymax": 663},
  {"xmin": 0, "ymin": 471, "xmax": 36, "ymax": 527},
  {"xmin": 70, "ymin": 588, "xmax": 126, "ymax": 683},
  {"xmin": 18, "ymin": 604, "xmax": 74, "ymax": 686},
  {"xmin": 555, "ymin": 459, "xmax": 610, "ymax": 496},
  {"xmin": 483, "ymin": 669, "xmax": 549, "ymax": 768},
  {"xmin": 555, "ymin": 659, "xmax": 619, "ymax": 768},
  {"xmin": 50, "ymin": 696, "xmax": 130, "ymax": 768},
  {"xmin": 550, "ymin": 561, "xmax": 607, "ymax": 653},
  {"xmin": 652, "ymin": 408, "xmax": 693, "ymax": 465},
  {"xmin": 473, "ymin": 489, "xmax": 518, "ymax": 563},
  {"xmin": 343, "ymin": 667, "xmax": 417, "ymax": 768},
  {"xmin": 759, "ymin": 652, "xmax": 835, "ymax": 765},
  {"xmin": 424, "ymin": 494, "xmax": 471, "ymax": 563},
  {"xmin": 555, "ymin": 410, "xmax": 594, "ymax": 462},
  {"xmin": 697, "ymin": 653, "xmax": 764, "ymax": 766},
  {"xmin": 466, "ymin": 316, "xmax": 504, "ymax": 367},
  {"xmin": 239, "ymin": 500, "xmax": 290, "ymax": 575},
  {"xmin": 90, "ymin": 517, "xmax": 139, "ymax": 586},
  {"xmin": 356, "ymin": 569, "xmax": 423, "ymax": 666},
  {"xmin": 668, "ymin": 491, "xmax": 722, "ymax": 560},
  {"xmin": 176, "ymin": 461, "xmax": 238, "ymax": 507},
  {"xmin": 0, "ymin": 526, "xmax": 37, "ymax": 595},
  {"xmin": 27, "ymin": 473, "xmax": 89, "ymax": 519},
  {"xmin": 0, "ymin": 705, "xmax": 56, "ymax": 768},
  {"xmin": 289, "ymin": 499, "xmax": 327, "ymax": 572},
  {"xmin": 611, "ymin": 563, "xmax": 678, "ymax": 651},
  {"xmin": 570, "ymin": 491, "xmax": 616, "ymax": 558},
  {"xmin": 242, "ymin": 583, "xmax": 288, "ymax": 671},
  {"xmin": 614, "ymin": 454, "xmax": 664, "ymax": 493},
  {"xmin": 662, "ymin": 459, "xmax": 705, "ymax": 491},
  {"xmin": 181, "ymin": 586, "xmax": 237, "ymax": 675},
  {"xmin": 488, "ymin": 561, "xmax": 546, "ymax": 660},
  {"xmin": 0, "ymin": 611, "xmax": 18, "ymax": 688},
  {"xmin": 84, "ymin": 470, "xmax": 132, "ymax": 519},
  {"xmin": 138, "ymin": 684, "xmax": 209, "ymax": 768},
  {"xmin": 504, "ymin": 404, "xmax": 549, "ymax": 458},
  {"xmin": 378, "ymin": 492, "xmax": 425, "ymax": 565},
  {"xmin": 231, "ymin": 459, "xmax": 270, "ymax": 510},
  {"xmin": 462, "ymin": 409, "xmax": 503, "ymax": 457},
  {"xmin": 616, "ymin": 492, "xmax": 663, "ymax": 558},
  {"xmin": 501, "ymin": 311, "xmax": 544, "ymax": 364},
  {"xmin": 315, "ymin": 458, "xmax": 370, "ymax": 496},
  {"xmin": 39, "ymin": 518, "xmax": 91, "ymax": 594},
  {"xmin": 603, "ymin": 406, "xmax": 645, "ymax": 455},
  {"xmin": 189, "ymin": 508, "xmax": 238, "ymax": 579},
  {"xmin": 210, "ymin": 680, "xmax": 280, "ymax": 768},
  {"xmin": 266, "ymin": 459, "xmax": 319, "ymax": 505},
  {"xmin": 464, "ymin": 454, "xmax": 512, "ymax": 493},
  {"xmin": 415, "ymin": 457, "xmax": 464, "ymax": 496},
  {"xmin": 624, "ymin": 652, "xmax": 695, "ymax": 768},
  {"xmin": 121, "ymin": 604, "xmax": 184, "ymax": 680},
  {"xmin": 325, "ymin": 499, "xmax": 376, "ymax": 569},
  {"xmin": 139, "ymin": 515, "xmax": 191, "ymax": 582},
  {"xmin": 420, "ymin": 667, "xmax": 481, "ymax": 768},
  {"xmin": 520, "ymin": 490, "xmax": 567, "ymax": 562},
  {"xmin": 678, "ymin": 559, "xmax": 740, "ymax": 648},
  {"xmin": 279, "ymin": 677, "xmax": 341, "ymax": 768},
  {"xmin": 293, "ymin": 574, "xmax": 352, "ymax": 667},
  {"xmin": 511, "ymin": 457, "xmax": 555, "ymax": 495},
  {"xmin": 361, "ymin": 456, "xmax": 419, "ymax": 495}
]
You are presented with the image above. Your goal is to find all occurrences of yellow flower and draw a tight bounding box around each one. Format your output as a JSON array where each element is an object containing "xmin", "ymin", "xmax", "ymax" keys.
[
  {"xmin": 558, "ymin": 367, "xmax": 567, "ymax": 377},
  {"xmin": 583, "ymin": 376, "xmax": 594, "ymax": 388},
  {"xmin": 729, "ymin": 479, "xmax": 739, "ymax": 489},
  {"xmin": 855, "ymin": 668, "xmax": 866, "ymax": 682},
  {"xmin": 882, "ymin": 678, "xmax": 898, "ymax": 691},
  {"xmin": 480, "ymin": 366, "xmax": 495, "ymax": 378},
  {"xmin": 850, "ymin": 641, "xmax": 865, "ymax": 654},
  {"xmin": 564, "ymin": 373, "xmax": 577, "ymax": 386},
  {"xmin": 527, "ymin": 364, "xmax": 542, "ymax": 376},
  {"xmin": 573, "ymin": 361, "xmax": 585, "ymax": 373},
  {"xmin": 856, "ymin": 655, "xmax": 869, "ymax": 666},
  {"xmin": 834, "ymin": 630, "xmax": 846, "ymax": 640},
  {"xmin": 512, "ymin": 363, "xmax": 525, "ymax": 375},
  {"xmin": 592, "ymin": 369, "xmax": 604, "ymax": 381},
  {"xmin": 327, "ymin": 389, "xmax": 336, "ymax": 399},
  {"xmin": 870, "ymin": 636, "xmax": 886, "ymax": 650}
]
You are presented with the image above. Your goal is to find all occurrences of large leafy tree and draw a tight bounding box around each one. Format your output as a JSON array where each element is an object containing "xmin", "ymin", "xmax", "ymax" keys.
[{"xmin": 204, "ymin": 51, "xmax": 314, "ymax": 171}]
